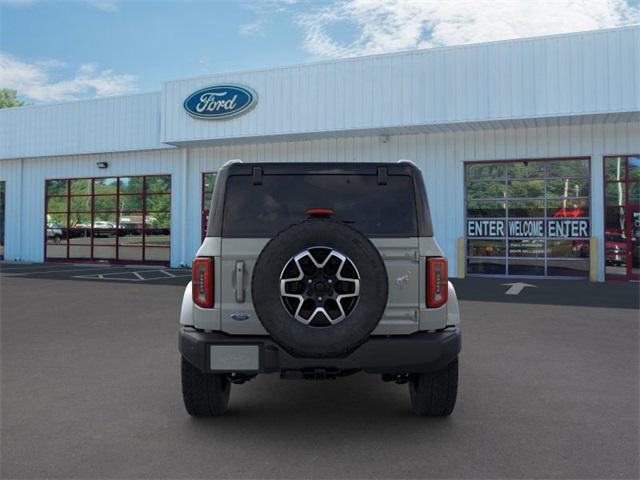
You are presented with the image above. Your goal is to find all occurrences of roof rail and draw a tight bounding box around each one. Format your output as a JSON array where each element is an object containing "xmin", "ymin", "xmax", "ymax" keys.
[
  {"xmin": 398, "ymin": 159, "xmax": 418, "ymax": 167},
  {"xmin": 222, "ymin": 159, "xmax": 243, "ymax": 167}
]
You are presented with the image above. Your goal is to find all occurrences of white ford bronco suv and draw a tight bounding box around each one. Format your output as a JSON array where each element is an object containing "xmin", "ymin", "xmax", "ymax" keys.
[{"xmin": 179, "ymin": 161, "xmax": 461, "ymax": 416}]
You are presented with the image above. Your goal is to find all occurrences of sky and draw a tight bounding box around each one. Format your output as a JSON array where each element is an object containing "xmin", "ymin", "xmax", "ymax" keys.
[{"xmin": 1, "ymin": 0, "xmax": 639, "ymax": 104}]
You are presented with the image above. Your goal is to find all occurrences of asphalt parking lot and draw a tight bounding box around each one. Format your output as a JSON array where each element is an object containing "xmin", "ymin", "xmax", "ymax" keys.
[{"xmin": 1, "ymin": 263, "xmax": 638, "ymax": 479}]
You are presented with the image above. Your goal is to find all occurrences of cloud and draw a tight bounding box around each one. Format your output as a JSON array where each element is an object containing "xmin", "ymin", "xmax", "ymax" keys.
[
  {"xmin": 298, "ymin": 0, "xmax": 640, "ymax": 58},
  {"xmin": 86, "ymin": 0, "xmax": 119, "ymax": 12},
  {"xmin": 239, "ymin": 19, "xmax": 266, "ymax": 37},
  {"xmin": 0, "ymin": 53, "xmax": 138, "ymax": 102}
]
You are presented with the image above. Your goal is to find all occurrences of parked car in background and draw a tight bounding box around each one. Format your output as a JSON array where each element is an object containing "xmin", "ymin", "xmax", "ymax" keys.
[
  {"xmin": 605, "ymin": 230, "xmax": 628, "ymax": 266},
  {"xmin": 93, "ymin": 221, "xmax": 116, "ymax": 237},
  {"xmin": 46, "ymin": 222, "xmax": 63, "ymax": 243}
]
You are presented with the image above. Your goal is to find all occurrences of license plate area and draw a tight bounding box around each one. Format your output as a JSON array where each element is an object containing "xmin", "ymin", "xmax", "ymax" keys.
[{"xmin": 209, "ymin": 345, "xmax": 260, "ymax": 372}]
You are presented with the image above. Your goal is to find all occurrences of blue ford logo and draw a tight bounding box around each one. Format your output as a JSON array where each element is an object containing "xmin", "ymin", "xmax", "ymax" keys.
[{"xmin": 183, "ymin": 84, "xmax": 257, "ymax": 120}]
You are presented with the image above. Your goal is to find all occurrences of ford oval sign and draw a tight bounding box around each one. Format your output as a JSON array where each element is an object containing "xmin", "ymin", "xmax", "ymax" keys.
[{"xmin": 183, "ymin": 84, "xmax": 257, "ymax": 120}]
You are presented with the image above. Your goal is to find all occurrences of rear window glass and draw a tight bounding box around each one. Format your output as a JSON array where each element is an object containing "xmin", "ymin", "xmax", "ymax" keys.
[{"xmin": 221, "ymin": 174, "xmax": 418, "ymax": 237}]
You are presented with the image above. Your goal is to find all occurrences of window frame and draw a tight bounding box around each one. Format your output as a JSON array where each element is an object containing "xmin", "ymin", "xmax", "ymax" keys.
[
  {"xmin": 44, "ymin": 174, "xmax": 171, "ymax": 265},
  {"xmin": 464, "ymin": 157, "xmax": 592, "ymax": 278},
  {"xmin": 602, "ymin": 155, "xmax": 640, "ymax": 281}
]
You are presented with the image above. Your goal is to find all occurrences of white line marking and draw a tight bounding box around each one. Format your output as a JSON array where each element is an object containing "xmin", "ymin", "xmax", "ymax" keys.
[
  {"xmin": 72, "ymin": 273, "xmax": 190, "ymax": 282},
  {"xmin": 160, "ymin": 270, "xmax": 176, "ymax": 277},
  {"xmin": 0, "ymin": 266, "xmax": 131, "ymax": 276},
  {"xmin": 133, "ymin": 272, "xmax": 145, "ymax": 280},
  {"xmin": 502, "ymin": 282, "xmax": 537, "ymax": 295}
]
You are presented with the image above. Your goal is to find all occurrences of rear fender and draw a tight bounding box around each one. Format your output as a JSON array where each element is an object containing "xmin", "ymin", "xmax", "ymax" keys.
[{"xmin": 180, "ymin": 281, "xmax": 194, "ymax": 326}]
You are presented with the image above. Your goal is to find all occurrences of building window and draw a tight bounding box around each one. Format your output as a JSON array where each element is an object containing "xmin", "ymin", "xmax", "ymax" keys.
[
  {"xmin": 45, "ymin": 175, "xmax": 171, "ymax": 264},
  {"xmin": 201, "ymin": 172, "xmax": 217, "ymax": 240},
  {"xmin": 465, "ymin": 158, "xmax": 591, "ymax": 277},
  {"xmin": 0, "ymin": 181, "xmax": 5, "ymax": 260},
  {"xmin": 603, "ymin": 155, "xmax": 639, "ymax": 280}
]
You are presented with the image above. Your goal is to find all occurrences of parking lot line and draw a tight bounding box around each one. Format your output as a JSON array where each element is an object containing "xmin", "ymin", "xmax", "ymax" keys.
[
  {"xmin": 0, "ymin": 265, "xmax": 133, "ymax": 276},
  {"xmin": 72, "ymin": 269, "xmax": 191, "ymax": 282}
]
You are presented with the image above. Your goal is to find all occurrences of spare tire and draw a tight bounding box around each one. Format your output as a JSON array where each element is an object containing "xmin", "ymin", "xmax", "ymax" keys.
[{"xmin": 252, "ymin": 219, "xmax": 388, "ymax": 358}]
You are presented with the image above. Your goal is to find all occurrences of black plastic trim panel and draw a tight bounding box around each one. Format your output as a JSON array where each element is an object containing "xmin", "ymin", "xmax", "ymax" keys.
[{"xmin": 179, "ymin": 327, "xmax": 461, "ymax": 375}]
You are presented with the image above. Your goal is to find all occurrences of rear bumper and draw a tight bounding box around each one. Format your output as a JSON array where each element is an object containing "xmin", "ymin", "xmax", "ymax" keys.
[{"xmin": 179, "ymin": 327, "xmax": 461, "ymax": 375}]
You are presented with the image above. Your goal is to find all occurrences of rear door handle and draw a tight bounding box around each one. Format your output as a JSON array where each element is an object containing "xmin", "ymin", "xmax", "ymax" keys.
[{"xmin": 235, "ymin": 261, "xmax": 245, "ymax": 303}]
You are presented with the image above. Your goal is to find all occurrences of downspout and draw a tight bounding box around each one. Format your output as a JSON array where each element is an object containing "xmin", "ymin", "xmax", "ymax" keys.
[
  {"xmin": 181, "ymin": 148, "xmax": 188, "ymax": 267},
  {"xmin": 18, "ymin": 157, "xmax": 24, "ymax": 262}
]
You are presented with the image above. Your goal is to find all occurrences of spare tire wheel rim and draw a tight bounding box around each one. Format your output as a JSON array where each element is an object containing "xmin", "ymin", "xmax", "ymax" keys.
[{"xmin": 279, "ymin": 246, "xmax": 360, "ymax": 327}]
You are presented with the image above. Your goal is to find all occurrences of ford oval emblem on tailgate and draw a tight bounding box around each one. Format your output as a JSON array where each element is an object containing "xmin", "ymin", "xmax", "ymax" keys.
[
  {"xmin": 230, "ymin": 312, "xmax": 251, "ymax": 321},
  {"xmin": 183, "ymin": 84, "xmax": 257, "ymax": 120}
]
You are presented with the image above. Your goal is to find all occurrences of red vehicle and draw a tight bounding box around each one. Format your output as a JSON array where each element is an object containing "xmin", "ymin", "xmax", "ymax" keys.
[{"xmin": 605, "ymin": 230, "xmax": 628, "ymax": 266}]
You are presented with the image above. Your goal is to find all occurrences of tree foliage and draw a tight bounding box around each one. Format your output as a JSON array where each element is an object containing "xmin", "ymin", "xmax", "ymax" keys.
[{"xmin": 0, "ymin": 89, "xmax": 24, "ymax": 109}]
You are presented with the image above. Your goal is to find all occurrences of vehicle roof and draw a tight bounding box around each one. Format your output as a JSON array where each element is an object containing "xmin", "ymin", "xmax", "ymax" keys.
[
  {"xmin": 207, "ymin": 160, "xmax": 433, "ymax": 238},
  {"xmin": 224, "ymin": 162, "xmax": 419, "ymax": 176}
]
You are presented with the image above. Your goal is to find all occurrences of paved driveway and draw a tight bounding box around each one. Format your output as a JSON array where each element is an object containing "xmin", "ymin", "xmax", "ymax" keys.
[{"xmin": 1, "ymin": 265, "xmax": 638, "ymax": 479}]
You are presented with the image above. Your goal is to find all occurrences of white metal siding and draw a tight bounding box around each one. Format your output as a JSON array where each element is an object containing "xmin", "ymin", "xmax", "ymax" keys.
[
  {"xmin": 162, "ymin": 27, "xmax": 639, "ymax": 145},
  {"xmin": 0, "ymin": 92, "xmax": 169, "ymax": 160},
  {"xmin": 0, "ymin": 149, "xmax": 183, "ymax": 264},
  {"xmin": 183, "ymin": 121, "xmax": 639, "ymax": 280}
]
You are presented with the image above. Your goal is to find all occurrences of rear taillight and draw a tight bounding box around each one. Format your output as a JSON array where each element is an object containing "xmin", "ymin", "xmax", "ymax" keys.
[
  {"xmin": 192, "ymin": 257, "xmax": 214, "ymax": 308},
  {"xmin": 427, "ymin": 258, "xmax": 448, "ymax": 308}
]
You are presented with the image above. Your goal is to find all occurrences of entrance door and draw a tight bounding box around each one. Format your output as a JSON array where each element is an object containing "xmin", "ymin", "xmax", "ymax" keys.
[{"xmin": 604, "ymin": 156, "xmax": 639, "ymax": 280}]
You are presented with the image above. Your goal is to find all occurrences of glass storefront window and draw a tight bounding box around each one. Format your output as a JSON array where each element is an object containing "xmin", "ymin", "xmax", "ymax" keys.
[
  {"xmin": 547, "ymin": 240, "xmax": 589, "ymax": 258},
  {"xmin": 70, "ymin": 179, "xmax": 91, "ymax": 195},
  {"xmin": 603, "ymin": 155, "xmax": 640, "ymax": 280},
  {"xmin": 466, "ymin": 163, "xmax": 506, "ymax": 181},
  {"xmin": 94, "ymin": 178, "xmax": 117, "ymax": 194},
  {"xmin": 466, "ymin": 158, "xmax": 591, "ymax": 277},
  {"xmin": 508, "ymin": 240, "xmax": 545, "ymax": 257},
  {"xmin": 119, "ymin": 194, "xmax": 143, "ymax": 211},
  {"xmin": 467, "ymin": 240, "xmax": 506, "ymax": 257},
  {"xmin": 507, "ymin": 180, "xmax": 545, "ymax": 198},
  {"xmin": 507, "ymin": 200, "xmax": 545, "ymax": 218},
  {"xmin": 70, "ymin": 196, "xmax": 91, "ymax": 212},
  {"xmin": 466, "ymin": 181, "xmax": 506, "ymax": 199},
  {"xmin": 466, "ymin": 200, "xmax": 505, "ymax": 218},
  {"xmin": 119, "ymin": 177, "xmax": 143, "ymax": 193},
  {"xmin": 507, "ymin": 161, "xmax": 545, "ymax": 179},
  {"xmin": 629, "ymin": 156, "xmax": 640, "ymax": 181},
  {"xmin": 44, "ymin": 175, "xmax": 171, "ymax": 264},
  {"xmin": 547, "ymin": 159, "xmax": 589, "ymax": 177},
  {"xmin": 467, "ymin": 258, "xmax": 506, "ymax": 275},
  {"xmin": 47, "ymin": 196, "xmax": 68, "ymax": 213},
  {"xmin": 604, "ymin": 157, "xmax": 626, "ymax": 181},
  {"xmin": 605, "ymin": 183, "xmax": 626, "ymax": 206},
  {"xmin": 547, "ymin": 199, "xmax": 589, "ymax": 218},
  {"xmin": 546, "ymin": 179, "xmax": 589, "ymax": 197}
]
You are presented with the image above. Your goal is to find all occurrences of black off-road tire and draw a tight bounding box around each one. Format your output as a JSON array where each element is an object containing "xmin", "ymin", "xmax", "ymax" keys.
[
  {"xmin": 181, "ymin": 357, "xmax": 231, "ymax": 416},
  {"xmin": 252, "ymin": 219, "xmax": 388, "ymax": 358},
  {"xmin": 408, "ymin": 357, "xmax": 458, "ymax": 416}
]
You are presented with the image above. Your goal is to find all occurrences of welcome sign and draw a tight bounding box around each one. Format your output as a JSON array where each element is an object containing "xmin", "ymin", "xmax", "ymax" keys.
[
  {"xmin": 184, "ymin": 84, "xmax": 257, "ymax": 119},
  {"xmin": 467, "ymin": 219, "xmax": 590, "ymax": 239}
]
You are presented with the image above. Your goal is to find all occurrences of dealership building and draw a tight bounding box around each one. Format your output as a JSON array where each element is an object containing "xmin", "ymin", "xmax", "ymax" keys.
[{"xmin": 0, "ymin": 26, "xmax": 638, "ymax": 281}]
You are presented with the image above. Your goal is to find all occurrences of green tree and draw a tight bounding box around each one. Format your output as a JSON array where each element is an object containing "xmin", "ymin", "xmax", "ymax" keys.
[{"xmin": 0, "ymin": 89, "xmax": 24, "ymax": 109}]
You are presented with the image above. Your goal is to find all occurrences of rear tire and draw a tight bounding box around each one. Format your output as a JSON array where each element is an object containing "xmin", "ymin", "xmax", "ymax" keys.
[
  {"xmin": 409, "ymin": 357, "xmax": 458, "ymax": 416},
  {"xmin": 181, "ymin": 357, "xmax": 231, "ymax": 416}
]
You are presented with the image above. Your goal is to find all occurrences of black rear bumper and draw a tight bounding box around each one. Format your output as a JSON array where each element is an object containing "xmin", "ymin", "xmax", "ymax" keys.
[{"xmin": 179, "ymin": 327, "xmax": 461, "ymax": 375}]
